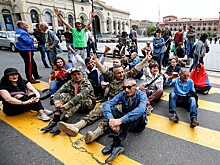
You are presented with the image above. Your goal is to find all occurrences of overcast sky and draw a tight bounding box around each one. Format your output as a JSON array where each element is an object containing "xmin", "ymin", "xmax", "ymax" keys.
[{"xmin": 102, "ymin": 0, "xmax": 220, "ymax": 22}]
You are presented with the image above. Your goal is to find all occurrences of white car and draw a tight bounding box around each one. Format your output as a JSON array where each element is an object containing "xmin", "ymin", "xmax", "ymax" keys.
[
  {"xmin": 0, "ymin": 31, "xmax": 38, "ymax": 52},
  {"xmin": 0, "ymin": 31, "xmax": 17, "ymax": 52}
]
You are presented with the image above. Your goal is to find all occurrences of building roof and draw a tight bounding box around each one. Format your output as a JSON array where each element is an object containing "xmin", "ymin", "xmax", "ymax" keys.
[{"xmin": 167, "ymin": 18, "xmax": 219, "ymax": 23}]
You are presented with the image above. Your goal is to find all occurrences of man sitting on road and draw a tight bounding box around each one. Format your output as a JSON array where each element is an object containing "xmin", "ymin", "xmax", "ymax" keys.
[
  {"xmin": 112, "ymin": 40, "xmax": 125, "ymax": 58},
  {"xmin": 127, "ymin": 52, "xmax": 143, "ymax": 79},
  {"xmin": 165, "ymin": 68, "xmax": 199, "ymax": 128},
  {"xmin": 41, "ymin": 67, "xmax": 96, "ymax": 134},
  {"xmin": 57, "ymin": 52, "xmax": 152, "ymax": 143},
  {"xmin": 102, "ymin": 78, "xmax": 147, "ymax": 163}
]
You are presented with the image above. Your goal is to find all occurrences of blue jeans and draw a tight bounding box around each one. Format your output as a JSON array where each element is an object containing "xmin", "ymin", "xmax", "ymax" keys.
[
  {"xmin": 152, "ymin": 52, "xmax": 164, "ymax": 73},
  {"xmin": 169, "ymin": 92, "xmax": 198, "ymax": 119},
  {"xmin": 46, "ymin": 50, "xmax": 57, "ymax": 66},
  {"xmin": 66, "ymin": 43, "xmax": 74, "ymax": 61},
  {"xmin": 107, "ymin": 107, "xmax": 146, "ymax": 141},
  {"xmin": 87, "ymin": 42, "xmax": 96, "ymax": 57},
  {"xmin": 49, "ymin": 80, "xmax": 63, "ymax": 95},
  {"xmin": 186, "ymin": 42, "xmax": 194, "ymax": 56},
  {"xmin": 38, "ymin": 45, "xmax": 49, "ymax": 67}
]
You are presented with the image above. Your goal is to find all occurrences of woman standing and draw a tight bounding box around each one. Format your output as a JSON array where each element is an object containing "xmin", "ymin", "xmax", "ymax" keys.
[
  {"xmin": 153, "ymin": 29, "xmax": 165, "ymax": 73},
  {"xmin": 49, "ymin": 57, "xmax": 72, "ymax": 105},
  {"xmin": 0, "ymin": 68, "xmax": 51, "ymax": 120}
]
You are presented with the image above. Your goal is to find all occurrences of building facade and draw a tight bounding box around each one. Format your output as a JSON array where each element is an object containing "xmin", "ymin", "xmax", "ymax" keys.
[
  {"xmin": 130, "ymin": 19, "xmax": 153, "ymax": 28},
  {"xmin": 157, "ymin": 14, "xmax": 220, "ymax": 37},
  {"xmin": 0, "ymin": 0, "xmax": 130, "ymax": 34}
]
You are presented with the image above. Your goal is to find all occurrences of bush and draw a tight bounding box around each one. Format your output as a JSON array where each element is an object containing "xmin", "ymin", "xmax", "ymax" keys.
[
  {"xmin": 212, "ymin": 33, "xmax": 217, "ymax": 37},
  {"xmin": 205, "ymin": 31, "xmax": 211, "ymax": 37}
]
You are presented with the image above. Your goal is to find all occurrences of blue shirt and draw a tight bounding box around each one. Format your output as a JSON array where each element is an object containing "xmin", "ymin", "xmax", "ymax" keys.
[
  {"xmin": 165, "ymin": 77, "xmax": 195, "ymax": 96},
  {"xmin": 103, "ymin": 89, "xmax": 148, "ymax": 124},
  {"xmin": 165, "ymin": 65, "xmax": 181, "ymax": 76},
  {"xmin": 15, "ymin": 27, "xmax": 35, "ymax": 50},
  {"xmin": 129, "ymin": 56, "xmax": 142, "ymax": 69}
]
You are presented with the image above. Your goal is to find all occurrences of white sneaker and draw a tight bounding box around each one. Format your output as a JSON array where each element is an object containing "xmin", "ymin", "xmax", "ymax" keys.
[
  {"xmin": 146, "ymin": 105, "xmax": 153, "ymax": 115},
  {"xmin": 38, "ymin": 113, "xmax": 51, "ymax": 121},
  {"xmin": 44, "ymin": 109, "xmax": 53, "ymax": 115}
]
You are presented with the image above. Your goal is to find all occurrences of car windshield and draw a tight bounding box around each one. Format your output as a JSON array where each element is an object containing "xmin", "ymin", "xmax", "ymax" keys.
[{"xmin": 7, "ymin": 33, "xmax": 15, "ymax": 38}]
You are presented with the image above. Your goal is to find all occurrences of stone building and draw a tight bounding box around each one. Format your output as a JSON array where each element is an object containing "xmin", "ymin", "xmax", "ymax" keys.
[
  {"xmin": 0, "ymin": 0, "xmax": 130, "ymax": 34},
  {"xmin": 130, "ymin": 19, "xmax": 153, "ymax": 28},
  {"xmin": 157, "ymin": 14, "xmax": 220, "ymax": 37}
]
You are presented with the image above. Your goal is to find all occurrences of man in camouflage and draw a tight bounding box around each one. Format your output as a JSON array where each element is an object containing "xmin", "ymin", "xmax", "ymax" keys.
[
  {"xmin": 41, "ymin": 67, "xmax": 96, "ymax": 135},
  {"xmin": 57, "ymin": 51, "xmax": 152, "ymax": 143}
]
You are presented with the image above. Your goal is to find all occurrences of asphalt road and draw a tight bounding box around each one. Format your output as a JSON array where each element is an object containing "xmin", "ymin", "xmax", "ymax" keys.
[{"xmin": 0, "ymin": 48, "xmax": 220, "ymax": 165}]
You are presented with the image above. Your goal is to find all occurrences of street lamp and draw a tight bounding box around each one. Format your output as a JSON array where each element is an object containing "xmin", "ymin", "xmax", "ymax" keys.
[{"xmin": 91, "ymin": 0, "xmax": 97, "ymax": 49}]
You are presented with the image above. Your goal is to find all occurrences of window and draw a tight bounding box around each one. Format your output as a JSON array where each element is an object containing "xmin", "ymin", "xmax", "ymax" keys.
[
  {"xmin": 45, "ymin": 11, "xmax": 53, "ymax": 28},
  {"xmin": 214, "ymin": 28, "xmax": 217, "ymax": 31},
  {"xmin": 203, "ymin": 27, "xmax": 206, "ymax": 31},
  {"xmin": 193, "ymin": 23, "xmax": 196, "ymax": 26},
  {"xmin": 30, "ymin": 10, "xmax": 39, "ymax": 23},
  {"xmin": 208, "ymin": 27, "xmax": 211, "ymax": 31},
  {"xmin": 68, "ymin": 15, "xmax": 73, "ymax": 27},
  {"xmin": 203, "ymin": 23, "xmax": 206, "ymax": 26},
  {"xmin": 197, "ymin": 27, "xmax": 200, "ymax": 31},
  {"xmin": 209, "ymin": 22, "xmax": 212, "ymax": 25},
  {"xmin": 197, "ymin": 23, "xmax": 201, "ymax": 26}
]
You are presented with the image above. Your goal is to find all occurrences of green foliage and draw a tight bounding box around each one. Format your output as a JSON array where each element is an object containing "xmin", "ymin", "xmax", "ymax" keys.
[
  {"xmin": 205, "ymin": 31, "xmax": 211, "ymax": 37},
  {"xmin": 132, "ymin": 25, "xmax": 138, "ymax": 29},
  {"xmin": 147, "ymin": 26, "xmax": 156, "ymax": 36},
  {"xmin": 212, "ymin": 33, "xmax": 217, "ymax": 37}
]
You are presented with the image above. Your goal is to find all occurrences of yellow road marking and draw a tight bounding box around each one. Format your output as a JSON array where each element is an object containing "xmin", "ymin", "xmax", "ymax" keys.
[
  {"xmin": 147, "ymin": 113, "xmax": 220, "ymax": 151},
  {"xmin": 0, "ymin": 110, "xmax": 140, "ymax": 165},
  {"xmin": 162, "ymin": 92, "xmax": 220, "ymax": 114}
]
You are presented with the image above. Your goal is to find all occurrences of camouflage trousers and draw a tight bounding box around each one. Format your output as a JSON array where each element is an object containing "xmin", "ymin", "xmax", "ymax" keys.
[
  {"xmin": 81, "ymin": 100, "xmax": 122, "ymax": 127},
  {"xmin": 54, "ymin": 93, "xmax": 95, "ymax": 117}
]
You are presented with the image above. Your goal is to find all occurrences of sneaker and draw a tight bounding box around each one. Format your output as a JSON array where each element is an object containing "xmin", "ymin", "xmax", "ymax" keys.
[
  {"xmin": 203, "ymin": 90, "xmax": 209, "ymax": 95},
  {"xmin": 44, "ymin": 109, "xmax": 53, "ymax": 115},
  {"xmin": 38, "ymin": 113, "xmax": 51, "ymax": 121},
  {"xmin": 169, "ymin": 112, "xmax": 179, "ymax": 123},
  {"xmin": 146, "ymin": 105, "xmax": 153, "ymax": 115},
  {"xmin": 68, "ymin": 60, "xmax": 72, "ymax": 63}
]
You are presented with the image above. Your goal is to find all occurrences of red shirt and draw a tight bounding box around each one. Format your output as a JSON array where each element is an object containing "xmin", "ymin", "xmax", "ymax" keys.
[{"xmin": 174, "ymin": 31, "xmax": 183, "ymax": 44}]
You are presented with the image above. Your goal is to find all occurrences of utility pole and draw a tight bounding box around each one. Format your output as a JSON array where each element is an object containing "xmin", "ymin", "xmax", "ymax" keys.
[{"xmin": 72, "ymin": 0, "xmax": 77, "ymax": 23}]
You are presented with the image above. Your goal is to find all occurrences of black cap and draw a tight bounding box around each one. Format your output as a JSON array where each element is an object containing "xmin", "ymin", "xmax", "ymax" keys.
[
  {"xmin": 4, "ymin": 68, "xmax": 19, "ymax": 76},
  {"xmin": 118, "ymin": 39, "xmax": 122, "ymax": 42}
]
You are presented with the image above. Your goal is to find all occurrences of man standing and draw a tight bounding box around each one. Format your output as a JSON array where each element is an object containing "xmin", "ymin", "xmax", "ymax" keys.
[
  {"xmin": 102, "ymin": 79, "xmax": 147, "ymax": 163},
  {"xmin": 186, "ymin": 26, "xmax": 196, "ymax": 57},
  {"xmin": 174, "ymin": 27, "xmax": 183, "ymax": 49},
  {"xmin": 39, "ymin": 22, "xmax": 63, "ymax": 66},
  {"xmin": 165, "ymin": 69, "xmax": 199, "ymax": 128},
  {"xmin": 54, "ymin": 8, "xmax": 96, "ymax": 74},
  {"xmin": 33, "ymin": 24, "xmax": 50, "ymax": 68},
  {"xmin": 86, "ymin": 26, "xmax": 96, "ymax": 57},
  {"xmin": 182, "ymin": 25, "xmax": 187, "ymax": 53},
  {"xmin": 41, "ymin": 67, "xmax": 96, "ymax": 134},
  {"xmin": 15, "ymin": 21, "xmax": 41, "ymax": 83},
  {"xmin": 131, "ymin": 28, "xmax": 137, "ymax": 46},
  {"xmin": 64, "ymin": 27, "xmax": 74, "ymax": 63}
]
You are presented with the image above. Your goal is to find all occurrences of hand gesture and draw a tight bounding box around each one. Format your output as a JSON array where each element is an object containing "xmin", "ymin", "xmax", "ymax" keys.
[
  {"xmin": 91, "ymin": 53, "xmax": 98, "ymax": 64},
  {"xmin": 33, "ymin": 96, "xmax": 40, "ymax": 103},
  {"xmin": 54, "ymin": 8, "xmax": 61, "ymax": 17},
  {"xmin": 105, "ymin": 45, "xmax": 111, "ymax": 52},
  {"xmin": 91, "ymin": 11, "xmax": 96, "ymax": 18},
  {"xmin": 144, "ymin": 52, "xmax": 152, "ymax": 62}
]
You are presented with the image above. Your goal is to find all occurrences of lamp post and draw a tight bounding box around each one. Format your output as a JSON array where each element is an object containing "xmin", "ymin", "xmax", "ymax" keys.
[{"xmin": 72, "ymin": 0, "xmax": 77, "ymax": 23}]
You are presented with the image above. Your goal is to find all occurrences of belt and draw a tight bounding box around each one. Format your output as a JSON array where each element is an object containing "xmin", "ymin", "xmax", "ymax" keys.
[{"xmin": 75, "ymin": 47, "xmax": 86, "ymax": 50}]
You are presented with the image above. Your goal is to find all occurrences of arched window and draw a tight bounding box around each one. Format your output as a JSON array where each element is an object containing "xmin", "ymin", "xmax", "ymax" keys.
[
  {"xmin": 68, "ymin": 15, "xmax": 73, "ymax": 27},
  {"xmin": 174, "ymin": 27, "xmax": 177, "ymax": 31},
  {"xmin": 203, "ymin": 27, "xmax": 206, "ymax": 31},
  {"xmin": 106, "ymin": 19, "xmax": 109, "ymax": 32},
  {"xmin": 80, "ymin": 16, "xmax": 84, "ymax": 27},
  {"xmin": 30, "ymin": 10, "xmax": 39, "ymax": 23},
  {"xmin": 208, "ymin": 27, "xmax": 211, "ymax": 31},
  {"xmin": 113, "ymin": 21, "xmax": 116, "ymax": 34},
  {"xmin": 197, "ymin": 27, "xmax": 200, "ymax": 31},
  {"xmin": 45, "ymin": 11, "xmax": 53, "ymax": 29},
  {"xmin": 58, "ymin": 14, "xmax": 63, "ymax": 27},
  {"xmin": 170, "ymin": 28, "xmax": 173, "ymax": 31},
  {"xmin": 2, "ymin": 9, "xmax": 14, "ymax": 31}
]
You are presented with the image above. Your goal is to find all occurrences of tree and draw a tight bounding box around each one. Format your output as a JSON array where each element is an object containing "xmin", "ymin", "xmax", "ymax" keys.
[
  {"xmin": 147, "ymin": 26, "xmax": 156, "ymax": 36},
  {"xmin": 131, "ymin": 25, "xmax": 138, "ymax": 29},
  {"xmin": 205, "ymin": 31, "xmax": 211, "ymax": 37},
  {"xmin": 212, "ymin": 33, "xmax": 217, "ymax": 37}
]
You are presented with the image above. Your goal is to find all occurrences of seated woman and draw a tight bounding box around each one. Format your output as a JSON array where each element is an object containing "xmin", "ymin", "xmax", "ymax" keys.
[
  {"xmin": 164, "ymin": 58, "xmax": 181, "ymax": 79},
  {"xmin": 0, "ymin": 68, "xmax": 51, "ymax": 120},
  {"xmin": 49, "ymin": 57, "xmax": 72, "ymax": 105},
  {"xmin": 189, "ymin": 63, "xmax": 211, "ymax": 94},
  {"xmin": 139, "ymin": 61, "xmax": 163, "ymax": 114}
]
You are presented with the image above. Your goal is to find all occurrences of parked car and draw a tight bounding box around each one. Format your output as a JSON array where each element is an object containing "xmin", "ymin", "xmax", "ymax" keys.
[
  {"xmin": 0, "ymin": 31, "xmax": 38, "ymax": 52},
  {"xmin": 0, "ymin": 31, "xmax": 17, "ymax": 52}
]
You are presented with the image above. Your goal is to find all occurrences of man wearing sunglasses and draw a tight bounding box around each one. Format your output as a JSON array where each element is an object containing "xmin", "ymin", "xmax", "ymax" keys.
[
  {"xmin": 102, "ymin": 78, "xmax": 147, "ymax": 163},
  {"xmin": 57, "ymin": 52, "xmax": 151, "ymax": 143},
  {"xmin": 165, "ymin": 68, "xmax": 199, "ymax": 128}
]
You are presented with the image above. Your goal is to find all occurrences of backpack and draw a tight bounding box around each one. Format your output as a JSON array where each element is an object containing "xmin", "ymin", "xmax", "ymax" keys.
[
  {"xmin": 189, "ymin": 44, "xmax": 196, "ymax": 58},
  {"xmin": 129, "ymin": 32, "xmax": 132, "ymax": 39}
]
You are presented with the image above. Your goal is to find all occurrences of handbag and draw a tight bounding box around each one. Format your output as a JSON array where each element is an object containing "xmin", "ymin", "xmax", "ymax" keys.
[{"xmin": 171, "ymin": 45, "xmax": 175, "ymax": 52}]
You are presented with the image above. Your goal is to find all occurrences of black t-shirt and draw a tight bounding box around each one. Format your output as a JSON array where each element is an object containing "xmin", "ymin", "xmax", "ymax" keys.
[
  {"xmin": 64, "ymin": 32, "xmax": 73, "ymax": 44},
  {"xmin": 33, "ymin": 31, "xmax": 45, "ymax": 45},
  {"xmin": 0, "ymin": 80, "xmax": 28, "ymax": 96},
  {"xmin": 116, "ymin": 44, "xmax": 124, "ymax": 52}
]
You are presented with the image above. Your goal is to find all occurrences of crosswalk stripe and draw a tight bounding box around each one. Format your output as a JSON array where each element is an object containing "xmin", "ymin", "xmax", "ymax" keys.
[
  {"xmin": 147, "ymin": 113, "xmax": 220, "ymax": 151},
  {"xmin": 162, "ymin": 92, "xmax": 220, "ymax": 114},
  {"xmin": 0, "ymin": 110, "xmax": 140, "ymax": 165}
]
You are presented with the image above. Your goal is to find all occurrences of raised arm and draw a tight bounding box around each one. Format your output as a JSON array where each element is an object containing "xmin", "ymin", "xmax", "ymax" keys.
[
  {"xmin": 135, "ymin": 52, "xmax": 152, "ymax": 70},
  {"xmin": 85, "ymin": 11, "xmax": 96, "ymax": 31},
  {"xmin": 91, "ymin": 53, "xmax": 106, "ymax": 73},
  {"xmin": 54, "ymin": 8, "xmax": 72, "ymax": 30}
]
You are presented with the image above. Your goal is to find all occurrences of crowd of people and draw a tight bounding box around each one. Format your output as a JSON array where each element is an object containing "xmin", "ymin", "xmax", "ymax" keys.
[{"xmin": 0, "ymin": 8, "xmax": 213, "ymax": 163}]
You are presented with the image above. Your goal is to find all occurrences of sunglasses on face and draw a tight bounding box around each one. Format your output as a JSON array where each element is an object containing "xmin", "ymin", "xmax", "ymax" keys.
[
  {"xmin": 123, "ymin": 84, "xmax": 136, "ymax": 90},
  {"xmin": 182, "ymin": 75, "xmax": 189, "ymax": 77}
]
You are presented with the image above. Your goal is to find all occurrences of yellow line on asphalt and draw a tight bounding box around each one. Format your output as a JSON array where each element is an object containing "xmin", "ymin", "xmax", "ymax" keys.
[
  {"xmin": 162, "ymin": 92, "xmax": 220, "ymax": 114},
  {"xmin": 0, "ymin": 110, "xmax": 140, "ymax": 165},
  {"xmin": 147, "ymin": 113, "xmax": 220, "ymax": 151}
]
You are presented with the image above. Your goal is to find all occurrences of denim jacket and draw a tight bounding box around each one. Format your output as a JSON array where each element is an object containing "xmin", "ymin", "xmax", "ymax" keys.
[
  {"xmin": 103, "ymin": 89, "xmax": 148, "ymax": 124},
  {"xmin": 153, "ymin": 37, "xmax": 165, "ymax": 54}
]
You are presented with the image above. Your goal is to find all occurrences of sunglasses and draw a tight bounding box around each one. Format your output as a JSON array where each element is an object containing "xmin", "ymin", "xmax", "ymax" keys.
[
  {"xmin": 150, "ymin": 62, "xmax": 158, "ymax": 66},
  {"xmin": 182, "ymin": 75, "xmax": 189, "ymax": 77},
  {"xmin": 123, "ymin": 84, "xmax": 136, "ymax": 90}
]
